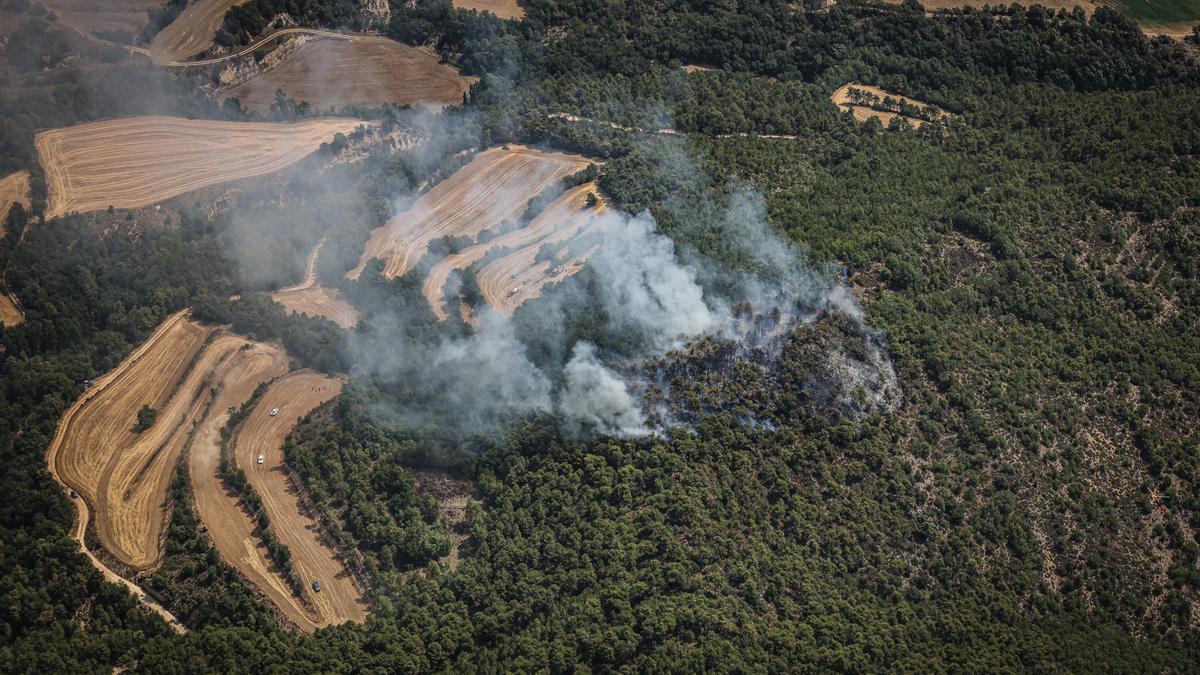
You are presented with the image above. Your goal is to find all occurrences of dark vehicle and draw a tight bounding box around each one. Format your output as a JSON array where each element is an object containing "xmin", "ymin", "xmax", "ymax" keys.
[
  {"xmin": 70, "ymin": 490, "xmax": 78, "ymax": 499},
  {"xmin": 311, "ymin": 580, "xmax": 321, "ymax": 593}
]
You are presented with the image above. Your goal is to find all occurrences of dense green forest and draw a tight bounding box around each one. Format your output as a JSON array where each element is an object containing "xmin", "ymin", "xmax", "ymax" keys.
[{"xmin": 1, "ymin": 0, "xmax": 1199, "ymax": 670}]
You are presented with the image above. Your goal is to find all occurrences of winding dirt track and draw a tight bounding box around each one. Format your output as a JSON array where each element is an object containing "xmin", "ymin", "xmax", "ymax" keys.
[
  {"xmin": 271, "ymin": 237, "xmax": 360, "ymax": 328},
  {"xmin": 148, "ymin": 0, "xmax": 246, "ymax": 64},
  {"xmin": 349, "ymin": 145, "xmax": 591, "ymax": 280},
  {"xmin": 421, "ymin": 182, "xmax": 602, "ymax": 320},
  {"xmin": 225, "ymin": 36, "xmax": 470, "ymax": 112},
  {"xmin": 476, "ymin": 190, "xmax": 606, "ymax": 314},
  {"xmin": 234, "ymin": 372, "xmax": 366, "ymax": 629},
  {"xmin": 0, "ymin": 169, "xmax": 30, "ymax": 236},
  {"xmin": 36, "ymin": 115, "xmax": 364, "ymax": 219}
]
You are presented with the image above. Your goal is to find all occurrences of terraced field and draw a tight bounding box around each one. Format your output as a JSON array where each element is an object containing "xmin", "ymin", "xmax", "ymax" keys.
[
  {"xmin": 234, "ymin": 372, "xmax": 365, "ymax": 629},
  {"xmin": 149, "ymin": 0, "xmax": 246, "ymax": 64},
  {"xmin": 349, "ymin": 145, "xmax": 592, "ymax": 280},
  {"xmin": 36, "ymin": 115, "xmax": 364, "ymax": 219},
  {"xmin": 225, "ymin": 37, "xmax": 471, "ymax": 113},
  {"xmin": 422, "ymin": 182, "xmax": 604, "ymax": 319}
]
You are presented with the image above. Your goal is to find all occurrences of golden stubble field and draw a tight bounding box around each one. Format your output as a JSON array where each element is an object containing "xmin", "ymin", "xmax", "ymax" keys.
[
  {"xmin": 422, "ymin": 182, "xmax": 606, "ymax": 319},
  {"xmin": 830, "ymin": 83, "xmax": 950, "ymax": 128},
  {"xmin": 225, "ymin": 37, "xmax": 472, "ymax": 113},
  {"xmin": 36, "ymin": 115, "xmax": 364, "ymax": 219},
  {"xmin": 232, "ymin": 372, "xmax": 366, "ymax": 629},
  {"xmin": 0, "ymin": 169, "xmax": 31, "ymax": 236},
  {"xmin": 349, "ymin": 145, "xmax": 592, "ymax": 280},
  {"xmin": 149, "ymin": 0, "xmax": 247, "ymax": 64},
  {"xmin": 452, "ymin": 0, "xmax": 525, "ymax": 20}
]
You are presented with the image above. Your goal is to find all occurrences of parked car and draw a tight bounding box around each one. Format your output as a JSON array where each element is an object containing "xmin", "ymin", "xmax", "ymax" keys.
[
  {"xmin": 311, "ymin": 580, "xmax": 321, "ymax": 593},
  {"xmin": 270, "ymin": 408, "xmax": 279, "ymax": 416}
]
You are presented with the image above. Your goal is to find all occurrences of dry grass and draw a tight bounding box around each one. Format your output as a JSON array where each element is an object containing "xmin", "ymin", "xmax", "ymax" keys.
[
  {"xmin": 272, "ymin": 238, "xmax": 360, "ymax": 328},
  {"xmin": 44, "ymin": 0, "xmax": 163, "ymax": 35},
  {"xmin": 149, "ymin": 0, "xmax": 246, "ymax": 64},
  {"xmin": 36, "ymin": 115, "xmax": 364, "ymax": 219},
  {"xmin": 225, "ymin": 37, "xmax": 472, "ymax": 113},
  {"xmin": 830, "ymin": 82, "xmax": 950, "ymax": 128},
  {"xmin": 0, "ymin": 292, "xmax": 24, "ymax": 327},
  {"xmin": 883, "ymin": 0, "xmax": 1098, "ymax": 11},
  {"xmin": 453, "ymin": 0, "xmax": 525, "ymax": 20},
  {"xmin": 234, "ymin": 372, "xmax": 366, "ymax": 629},
  {"xmin": 349, "ymin": 145, "xmax": 592, "ymax": 280},
  {"xmin": 476, "ymin": 185, "xmax": 606, "ymax": 314},
  {"xmin": 0, "ymin": 170, "xmax": 30, "ymax": 238}
]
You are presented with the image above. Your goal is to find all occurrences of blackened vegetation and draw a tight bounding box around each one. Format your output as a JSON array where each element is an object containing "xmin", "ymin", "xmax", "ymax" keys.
[{"xmin": 643, "ymin": 309, "xmax": 899, "ymax": 431}]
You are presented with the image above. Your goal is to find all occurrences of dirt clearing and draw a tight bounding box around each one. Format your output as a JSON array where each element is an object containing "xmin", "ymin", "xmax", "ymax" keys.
[
  {"xmin": 453, "ymin": 0, "xmax": 525, "ymax": 19},
  {"xmin": 272, "ymin": 238, "xmax": 360, "ymax": 328},
  {"xmin": 422, "ymin": 182, "xmax": 604, "ymax": 319},
  {"xmin": 831, "ymin": 83, "xmax": 949, "ymax": 128},
  {"xmin": 36, "ymin": 115, "xmax": 364, "ymax": 219},
  {"xmin": 0, "ymin": 170, "xmax": 31, "ymax": 236},
  {"xmin": 0, "ymin": 292, "xmax": 24, "ymax": 327},
  {"xmin": 225, "ymin": 37, "xmax": 471, "ymax": 113},
  {"xmin": 235, "ymin": 372, "xmax": 366, "ymax": 629},
  {"xmin": 149, "ymin": 0, "xmax": 246, "ymax": 64},
  {"xmin": 350, "ymin": 145, "xmax": 592, "ymax": 280},
  {"xmin": 476, "ymin": 185, "xmax": 606, "ymax": 314},
  {"xmin": 43, "ymin": 0, "xmax": 163, "ymax": 36}
]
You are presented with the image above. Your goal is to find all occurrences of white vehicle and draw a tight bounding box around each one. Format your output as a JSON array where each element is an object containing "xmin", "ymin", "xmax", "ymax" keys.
[
  {"xmin": 257, "ymin": 454, "xmax": 264, "ymax": 465},
  {"xmin": 270, "ymin": 408, "xmax": 279, "ymax": 416}
]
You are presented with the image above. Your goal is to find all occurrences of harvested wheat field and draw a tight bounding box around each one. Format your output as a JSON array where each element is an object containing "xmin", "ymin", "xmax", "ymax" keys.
[
  {"xmin": 226, "ymin": 37, "xmax": 471, "ymax": 113},
  {"xmin": 183, "ymin": 339, "xmax": 312, "ymax": 628},
  {"xmin": 272, "ymin": 238, "xmax": 360, "ymax": 328},
  {"xmin": 453, "ymin": 0, "xmax": 525, "ymax": 19},
  {"xmin": 350, "ymin": 145, "xmax": 592, "ymax": 280},
  {"xmin": 46, "ymin": 311, "xmax": 300, "ymax": 571},
  {"xmin": 36, "ymin": 115, "xmax": 364, "ymax": 219},
  {"xmin": 0, "ymin": 292, "xmax": 24, "ymax": 327},
  {"xmin": 0, "ymin": 170, "xmax": 31, "ymax": 237},
  {"xmin": 422, "ymin": 182, "xmax": 604, "ymax": 320},
  {"xmin": 235, "ymin": 372, "xmax": 366, "ymax": 629},
  {"xmin": 44, "ymin": 0, "xmax": 163, "ymax": 35},
  {"xmin": 831, "ymin": 83, "xmax": 949, "ymax": 128},
  {"xmin": 149, "ymin": 0, "xmax": 246, "ymax": 64},
  {"xmin": 476, "ymin": 191, "xmax": 607, "ymax": 314}
]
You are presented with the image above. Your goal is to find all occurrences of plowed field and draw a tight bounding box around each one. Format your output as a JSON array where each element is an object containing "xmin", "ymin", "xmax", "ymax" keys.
[
  {"xmin": 36, "ymin": 115, "xmax": 363, "ymax": 219},
  {"xmin": 349, "ymin": 145, "xmax": 591, "ymax": 280}
]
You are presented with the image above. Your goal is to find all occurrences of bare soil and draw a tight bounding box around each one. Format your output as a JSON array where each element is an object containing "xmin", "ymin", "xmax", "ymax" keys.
[
  {"xmin": 36, "ymin": 115, "xmax": 364, "ymax": 219},
  {"xmin": 272, "ymin": 237, "xmax": 360, "ymax": 328},
  {"xmin": 0, "ymin": 291, "xmax": 24, "ymax": 327},
  {"xmin": 452, "ymin": 0, "xmax": 525, "ymax": 20},
  {"xmin": 149, "ymin": 0, "xmax": 246, "ymax": 64},
  {"xmin": 0, "ymin": 170, "xmax": 31, "ymax": 237},
  {"xmin": 225, "ymin": 37, "xmax": 472, "ymax": 113},
  {"xmin": 830, "ymin": 82, "xmax": 949, "ymax": 128},
  {"xmin": 43, "ymin": 0, "xmax": 163, "ymax": 36}
]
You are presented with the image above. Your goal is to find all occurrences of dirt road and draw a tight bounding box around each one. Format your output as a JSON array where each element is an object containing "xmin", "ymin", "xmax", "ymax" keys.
[
  {"xmin": 36, "ymin": 115, "xmax": 365, "ymax": 219},
  {"xmin": 349, "ymin": 145, "xmax": 592, "ymax": 280},
  {"xmin": 271, "ymin": 237, "xmax": 361, "ymax": 328},
  {"xmin": 235, "ymin": 372, "xmax": 366, "ymax": 628}
]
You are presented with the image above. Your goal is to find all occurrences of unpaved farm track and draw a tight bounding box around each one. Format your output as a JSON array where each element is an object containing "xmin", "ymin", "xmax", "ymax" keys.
[
  {"xmin": 225, "ymin": 36, "xmax": 470, "ymax": 112},
  {"xmin": 477, "ymin": 186, "xmax": 606, "ymax": 314},
  {"xmin": 235, "ymin": 372, "xmax": 366, "ymax": 629},
  {"xmin": 272, "ymin": 237, "xmax": 360, "ymax": 328},
  {"xmin": 36, "ymin": 115, "xmax": 364, "ymax": 219},
  {"xmin": 349, "ymin": 145, "xmax": 592, "ymax": 280},
  {"xmin": 422, "ymin": 182, "xmax": 603, "ymax": 320},
  {"xmin": 148, "ymin": 0, "xmax": 246, "ymax": 64},
  {"xmin": 0, "ymin": 169, "xmax": 31, "ymax": 236}
]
